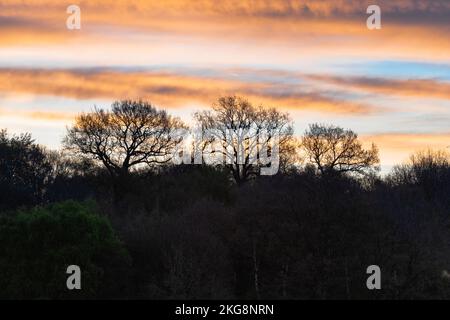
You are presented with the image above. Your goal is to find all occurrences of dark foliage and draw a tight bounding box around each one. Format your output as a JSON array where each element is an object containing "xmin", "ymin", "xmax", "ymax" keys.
[
  {"xmin": 0, "ymin": 120, "xmax": 449, "ymax": 299},
  {"xmin": 0, "ymin": 130, "xmax": 52, "ymax": 210},
  {"xmin": 0, "ymin": 201, "xmax": 130, "ymax": 299}
]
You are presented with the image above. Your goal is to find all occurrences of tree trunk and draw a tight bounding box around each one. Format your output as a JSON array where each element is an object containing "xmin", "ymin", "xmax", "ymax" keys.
[{"xmin": 252, "ymin": 238, "xmax": 260, "ymax": 299}]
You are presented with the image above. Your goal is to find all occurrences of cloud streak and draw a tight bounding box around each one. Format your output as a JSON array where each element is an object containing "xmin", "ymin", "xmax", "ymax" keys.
[
  {"xmin": 0, "ymin": 68, "xmax": 376, "ymax": 115},
  {"xmin": 307, "ymin": 75, "xmax": 450, "ymax": 100},
  {"xmin": 1, "ymin": 0, "xmax": 449, "ymax": 167},
  {"xmin": 1, "ymin": 0, "xmax": 449, "ymax": 62},
  {"xmin": 2, "ymin": 0, "xmax": 449, "ymax": 19},
  {"xmin": 0, "ymin": 107, "xmax": 76, "ymax": 122}
]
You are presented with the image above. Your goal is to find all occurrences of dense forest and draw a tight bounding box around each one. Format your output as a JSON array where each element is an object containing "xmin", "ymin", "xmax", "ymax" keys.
[{"xmin": 0, "ymin": 97, "xmax": 449, "ymax": 299}]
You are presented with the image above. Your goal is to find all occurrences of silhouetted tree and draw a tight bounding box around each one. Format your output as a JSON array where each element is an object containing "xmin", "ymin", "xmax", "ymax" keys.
[
  {"xmin": 388, "ymin": 149, "xmax": 450, "ymax": 201},
  {"xmin": 2, "ymin": 98, "xmax": 450, "ymax": 300},
  {"xmin": 0, "ymin": 129, "xmax": 52, "ymax": 209},
  {"xmin": 302, "ymin": 123, "xmax": 379, "ymax": 176},
  {"xmin": 195, "ymin": 96, "xmax": 294, "ymax": 184},
  {"xmin": 0, "ymin": 201, "xmax": 130, "ymax": 299},
  {"xmin": 64, "ymin": 100, "xmax": 186, "ymax": 178},
  {"xmin": 44, "ymin": 150, "xmax": 97, "ymax": 203}
]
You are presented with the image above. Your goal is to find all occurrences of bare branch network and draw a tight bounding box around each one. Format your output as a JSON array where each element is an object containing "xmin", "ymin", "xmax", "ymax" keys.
[{"xmin": 64, "ymin": 96, "xmax": 381, "ymax": 184}]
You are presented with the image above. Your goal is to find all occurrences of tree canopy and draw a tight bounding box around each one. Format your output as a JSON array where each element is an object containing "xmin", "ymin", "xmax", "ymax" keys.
[
  {"xmin": 64, "ymin": 100, "xmax": 186, "ymax": 177},
  {"xmin": 0, "ymin": 129, "xmax": 52, "ymax": 209},
  {"xmin": 302, "ymin": 123, "xmax": 379, "ymax": 176},
  {"xmin": 195, "ymin": 96, "xmax": 295, "ymax": 184}
]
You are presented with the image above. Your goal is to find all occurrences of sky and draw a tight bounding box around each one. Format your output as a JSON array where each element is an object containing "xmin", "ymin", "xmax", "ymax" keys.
[{"xmin": 0, "ymin": 0, "xmax": 449, "ymax": 172}]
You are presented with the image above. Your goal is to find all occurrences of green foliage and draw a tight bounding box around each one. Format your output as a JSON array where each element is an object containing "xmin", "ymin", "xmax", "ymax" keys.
[
  {"xmin": 0, "ymin": 200, "xmax": 130, "ymax": 299},
  {"xmin": 0, "ymin": 126, "xmax": 449, "ymax": 299}
]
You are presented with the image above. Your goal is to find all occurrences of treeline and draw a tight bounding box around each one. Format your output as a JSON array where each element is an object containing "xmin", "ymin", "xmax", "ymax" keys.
[{"xmin": 0, "ymin": 97, "xmax": 449, "ymax": 299}]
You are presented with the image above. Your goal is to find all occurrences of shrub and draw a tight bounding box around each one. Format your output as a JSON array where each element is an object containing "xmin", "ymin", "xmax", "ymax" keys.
[{"xmin": 0, "ymin": 200, "xmax": 130, "ymax": 299}]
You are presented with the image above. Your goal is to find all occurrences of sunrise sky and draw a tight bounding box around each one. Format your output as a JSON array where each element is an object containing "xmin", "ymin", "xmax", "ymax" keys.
[{"xmin": 1, "ymin": 0, "xmax": 449, "ymax": 171}]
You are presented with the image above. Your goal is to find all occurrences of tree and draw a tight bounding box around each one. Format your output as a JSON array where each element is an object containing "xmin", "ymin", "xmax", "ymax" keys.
[
  {"xmin": 64, "ymin": 100, "xmax": 186, "ymax": 178},
  {"xmin": 0, "ymin": 201, "xmax": 130, "ymax": 299},
  {"xmin": 0, "ymin": 129, "xmax": 53, "ymax": 209},
  {"xmin": 409, "ymin": 149, "xmax": 449, "ymax": 184},
  {"xmin": 302, "ymin": 123, "xmax": 379, "ymax": 176},
  {"xmin": 388, "ymin": 149, "xmax": 450, "ymax": 199},
  {"xmin": 44, "ymin": 150, "xmax": 97, "ymax": 203},
  {"xmin": 194, "ymin": 96, "xmax": 294, "ymax": 184}
]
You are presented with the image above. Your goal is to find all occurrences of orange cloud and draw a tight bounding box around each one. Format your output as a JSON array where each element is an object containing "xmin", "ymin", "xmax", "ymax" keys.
[
  {"xmin": 0, "ymin": 107, "xmax": 76, "ymax": 122},
  {"xmin": 1, "ymin": 1, "xmax": 449, "ymax": 61},
  {"xmin": 2, "ymin": 1, "xmax": 449, "ymax": 19},
  {"xmin": 361, "ymin": 132, "xmax": 450, "ymax": 165},
  {"xmin": 0, "ymin": 68, "xmax": 375, "ymax": 114},
  {"xmin": 307, "ymin": 75, "xmax": 450, "ymax": 100}
]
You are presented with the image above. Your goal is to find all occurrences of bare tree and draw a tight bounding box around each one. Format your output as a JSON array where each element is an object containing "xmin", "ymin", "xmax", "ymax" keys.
[
  {"xmin": 302, "ymin": 123, "xmax": 379, "ymax": 176},
  {"xmin": 64, "ymin": 100, "xmax": 186, "ymax": 177},
  {"xmin": 194, "ymin": 96, "xmax": 294, "ymax": 184},
  {"xmin": 388, "ymin": 149, "xmax": 450, "ymax": 186}
]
